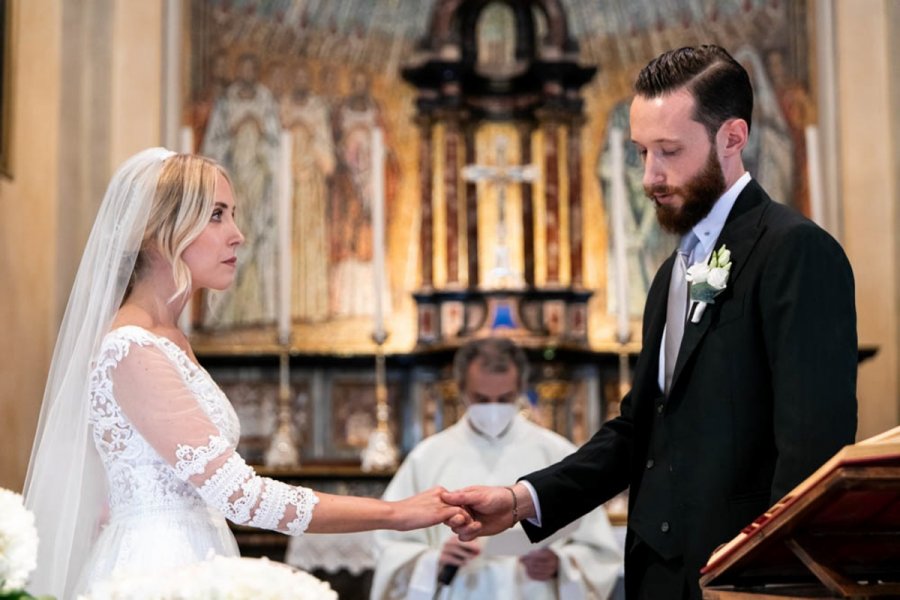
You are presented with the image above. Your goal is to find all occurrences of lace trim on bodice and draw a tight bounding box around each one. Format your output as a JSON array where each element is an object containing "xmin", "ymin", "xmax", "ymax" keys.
[{"xmin": 88, "ymin": 325, "xmax": 317, "ymax": 535}]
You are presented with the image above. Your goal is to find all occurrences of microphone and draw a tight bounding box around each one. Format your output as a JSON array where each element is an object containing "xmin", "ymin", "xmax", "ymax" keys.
[{"xmin": 437, "ymin": 563, "xmax": 458, "ymax": 586}]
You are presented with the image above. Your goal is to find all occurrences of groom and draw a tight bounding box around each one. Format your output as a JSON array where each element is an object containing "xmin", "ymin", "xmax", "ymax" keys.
[{"xmin": 444, "ymin": 45, "xmax": 858, "ymax": 600}]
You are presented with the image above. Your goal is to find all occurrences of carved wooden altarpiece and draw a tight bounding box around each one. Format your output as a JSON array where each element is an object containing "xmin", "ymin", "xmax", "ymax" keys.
[{"xmin": 403, "ymin": 0, "xmax": 597, "ymax": 350}]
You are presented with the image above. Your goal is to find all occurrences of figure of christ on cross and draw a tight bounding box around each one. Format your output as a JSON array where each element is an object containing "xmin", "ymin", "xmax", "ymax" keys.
[{"xmin": 461, "ymin": 134, "xmax": 539, "ymax": 289}]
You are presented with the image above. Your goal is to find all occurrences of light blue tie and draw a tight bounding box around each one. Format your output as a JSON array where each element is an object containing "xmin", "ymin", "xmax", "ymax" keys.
[{"xmin": 664, "ymin": 233, "xmax": 699, "ymax": 394}]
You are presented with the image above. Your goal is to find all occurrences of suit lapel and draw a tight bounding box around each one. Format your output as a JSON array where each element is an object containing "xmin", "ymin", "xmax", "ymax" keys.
[
  {"xmin": 639, "ymin": 252, "xmax": 675, "ymax": 396},
  {"xmin": 669, "ymin": 180, "xmax": 769, "ymax": 393}
]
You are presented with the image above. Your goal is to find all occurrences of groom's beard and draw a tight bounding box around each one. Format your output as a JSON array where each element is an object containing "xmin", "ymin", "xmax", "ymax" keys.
[{"xmin": 647, "ymin": 145, "xmax": 726, "ymax": 235}]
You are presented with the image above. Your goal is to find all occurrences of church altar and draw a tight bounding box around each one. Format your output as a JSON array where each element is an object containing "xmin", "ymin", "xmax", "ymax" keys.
[
  {"xmin": 187, "ymin": 0, "xmax": 639, "ymax": 480},
  {"xmin": 174, "ymin": 0, "xmax": 845, "ymax": 597}
]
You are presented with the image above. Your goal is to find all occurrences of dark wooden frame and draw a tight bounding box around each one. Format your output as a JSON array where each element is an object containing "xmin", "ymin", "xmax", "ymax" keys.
[{"xmin": 701, "ymin": 455, "xmax": 900, "ymax": 599}]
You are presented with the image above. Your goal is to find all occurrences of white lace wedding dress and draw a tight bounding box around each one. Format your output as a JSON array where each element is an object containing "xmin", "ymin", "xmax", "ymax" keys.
[{"xmin": 75, "ymin": 326, "xmax": 319, "ymax": 595}]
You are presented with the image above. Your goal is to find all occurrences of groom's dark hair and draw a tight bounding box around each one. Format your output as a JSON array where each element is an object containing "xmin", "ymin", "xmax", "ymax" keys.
[{"xmin": 634, "ymin": 44, "xmax": 754, "ymax": 140}]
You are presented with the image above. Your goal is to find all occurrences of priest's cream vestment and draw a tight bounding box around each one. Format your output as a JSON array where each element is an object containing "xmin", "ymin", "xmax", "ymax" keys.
[{"xmin": 371, "ymin": 414, "xmax": 622, "ymax": 600}]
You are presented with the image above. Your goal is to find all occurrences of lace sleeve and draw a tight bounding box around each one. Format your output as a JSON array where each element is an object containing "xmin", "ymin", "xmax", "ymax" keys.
[{"xmin": 108, "ymin": 339, "xmax": 318, "ymax": 534}]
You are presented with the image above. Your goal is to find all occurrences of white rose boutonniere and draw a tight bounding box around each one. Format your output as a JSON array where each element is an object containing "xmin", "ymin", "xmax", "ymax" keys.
[{"xmin": 686, "ymin": 244, "xmax": 732, "ymax": 323}]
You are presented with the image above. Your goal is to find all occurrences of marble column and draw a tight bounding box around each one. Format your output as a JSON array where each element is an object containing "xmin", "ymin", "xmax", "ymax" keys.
[
  {"xmin": 464, "ymin": 122, "xmax": 479, "ymax": 288},
  {"xmin": 568, "ymin": 117, "xmax": 584, "ymax": 288},
  {"xmin": 417, "ymin": 115, "xmax": 434, "ymax": 289},
  {"xmin": 518, "ymin": 123, "xmax": 536, "ymax": 288},
  {"xmin": 444, "ymin": 116, "xmax": 461, "ymax": 285},
  {"xmin": 543, "ymin": 119, "xmax": 561, "ymax": 285}
]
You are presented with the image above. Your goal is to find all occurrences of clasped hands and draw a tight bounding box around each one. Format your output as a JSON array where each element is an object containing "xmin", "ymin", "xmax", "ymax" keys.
[{"xmin": 402, "ymin": 483, "xmax": 557, "ymax": 580}]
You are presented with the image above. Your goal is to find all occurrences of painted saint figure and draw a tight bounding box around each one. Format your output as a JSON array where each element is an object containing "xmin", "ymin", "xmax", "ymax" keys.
[
  {"xmin": 733, "ymin": 46, "xmax": 794, "ymax": 206},
  {"xmin": 190, "ymin": 52, "xmax": 231, "ymax": 154},
  {"xmin": 280, "ymin": 64, "xmax": 335, "ymax": 323},
  {"xmin": 329, "ymin": 70, "xmax": 392, "ymax": 318},
  {"xmin": 201, "ymin": 52, "xmax": 281, "ymax": 328},
  {"xmin": 599, "ymin": 101, "xmax": 678, "ymax": 318}
]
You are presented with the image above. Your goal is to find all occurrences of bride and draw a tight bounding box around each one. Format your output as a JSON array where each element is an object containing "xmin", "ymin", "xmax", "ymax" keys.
[{"xmin": 23, "ymin": 148, "xmax": 468, "ymax": 599}]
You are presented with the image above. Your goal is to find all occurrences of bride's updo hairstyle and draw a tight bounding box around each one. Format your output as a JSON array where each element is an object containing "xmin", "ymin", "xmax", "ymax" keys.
[{"xmin": 129, "ymin": 154, "xmax": 231, "ymax": 302}]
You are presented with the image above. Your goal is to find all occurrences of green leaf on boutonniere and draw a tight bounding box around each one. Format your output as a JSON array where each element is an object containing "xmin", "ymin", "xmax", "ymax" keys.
[{"xmin": 687, "ymin": 244, "xmax": 732, "ymax": 304}]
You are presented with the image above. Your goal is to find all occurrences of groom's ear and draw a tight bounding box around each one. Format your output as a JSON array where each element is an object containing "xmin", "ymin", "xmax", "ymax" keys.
[{"xmin": 718, "ymin": 118, "xmax": 748, "ymax": 157}]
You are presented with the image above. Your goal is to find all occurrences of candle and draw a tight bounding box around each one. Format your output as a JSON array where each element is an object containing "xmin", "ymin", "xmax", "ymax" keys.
[
  {"xmin": 609, "ymin": 127, "xmax": 630, "ymax": 344},
  {"xmin": 277, "ymin": 131, "xmax": 293, "ymax": 345},
  {"xmin": 179, "ymin": 126, "xmax": 194, "ymax": 155},
  {"xmin": 178, "ymin": 126, "xmax": 196, "ymax": 336},
  {"xmin": 371, "ymin": 127, "xmax": 386, "ymax": 342},
  {"xmin": 805, "ymin": 125, "xmax": 825, "ymax": 229}
]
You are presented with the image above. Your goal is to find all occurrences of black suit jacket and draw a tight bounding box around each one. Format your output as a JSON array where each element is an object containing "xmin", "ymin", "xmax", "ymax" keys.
[{"xmin": 521, "ymin": 180, "xmax": 857, "ymax": 594}]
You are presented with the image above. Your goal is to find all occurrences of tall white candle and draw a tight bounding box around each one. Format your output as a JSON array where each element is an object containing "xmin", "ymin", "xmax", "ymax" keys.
[
  {"xmin": 804, "ymin": 125, "xmax": 825, "ymax": 229},
  {"xmin": 179, "ymin": 126, "xmax": 194, "ymax": 156},
  {"xmin": 277, "ymin": 131, "xmax": 293, "ymax": 345},
  {"xmin": 178, "ymin": 126, "xmax": 196, "ymax": 336},
  {"xmin": 609, "ymin": 127, "xmax": 630, "ymax": 344},
  {"xmin": 371, "ymin": 127, "xmax": 386, "ymax": 342}
]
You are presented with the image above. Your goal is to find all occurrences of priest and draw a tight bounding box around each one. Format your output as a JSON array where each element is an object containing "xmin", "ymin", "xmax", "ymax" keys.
[{"xmin": 371, "ymin": 338, "xmax": 622, "ymax": 600}]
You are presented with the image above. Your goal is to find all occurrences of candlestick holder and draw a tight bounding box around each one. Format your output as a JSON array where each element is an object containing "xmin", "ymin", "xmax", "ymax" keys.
[
  {"xmin": 265, "ymin": 350, "xmax": 300, "ymax": 468},
  {"xmin": 361, "ymin": 331, "xmax": 398, "ymax": 472}
]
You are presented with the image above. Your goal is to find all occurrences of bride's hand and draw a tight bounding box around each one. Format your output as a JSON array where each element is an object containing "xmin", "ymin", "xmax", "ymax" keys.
[{"xmin": 390, "ymin": 486, "xmax": 472, "ymax": 531}]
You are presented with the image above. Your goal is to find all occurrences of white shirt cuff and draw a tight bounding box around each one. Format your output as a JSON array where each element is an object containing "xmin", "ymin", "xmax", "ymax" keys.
[{"xmin": 518, "ymin": 479, "xmax": 543, "ymax": 527}]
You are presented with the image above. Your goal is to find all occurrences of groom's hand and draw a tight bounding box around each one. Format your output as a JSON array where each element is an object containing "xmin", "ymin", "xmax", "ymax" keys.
[{"xmin": 441, "ymin": 484, "xmax": 530, "ymax": 541}]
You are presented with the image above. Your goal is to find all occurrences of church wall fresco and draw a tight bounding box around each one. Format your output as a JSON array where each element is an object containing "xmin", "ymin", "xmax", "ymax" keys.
[{"xmin": 185, "ymin": 0, "xmax": 815, "ymax": 353}]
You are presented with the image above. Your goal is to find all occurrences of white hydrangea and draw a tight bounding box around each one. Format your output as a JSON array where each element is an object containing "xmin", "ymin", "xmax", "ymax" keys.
[
  {"xmin": 0, "ymin": 488, "xmax": 39, "ymax": 593},
  {"xmin": 81, "ymin": 556, "xmax": 337, "ymax": 600}
]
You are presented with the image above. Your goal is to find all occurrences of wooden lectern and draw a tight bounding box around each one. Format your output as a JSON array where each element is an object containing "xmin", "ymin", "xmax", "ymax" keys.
[{"xmin": 700, "ymin": 429, "xmax": 900, "ymax": 599}]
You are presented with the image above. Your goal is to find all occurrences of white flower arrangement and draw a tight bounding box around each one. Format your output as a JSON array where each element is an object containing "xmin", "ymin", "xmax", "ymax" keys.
[
  {"xmin": 685, "ymin": 244, "xmax": 732, "ymax": 323},
  {"xmin": 80, "ymin": 556, "xmax": 336, "ymax": 600},
  {"xmin": 0, "ymin": 488, "xmax": 39, "ymax": 597}
]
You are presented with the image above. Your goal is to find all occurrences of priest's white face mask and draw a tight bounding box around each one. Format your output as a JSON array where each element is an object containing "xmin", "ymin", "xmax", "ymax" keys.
[
  {"xmin": 467, "ymin": 403, "xmax": 518, "ymax": 438},
  {"xmin": 463, "ymin": 361, "xmax": 521, "ymax": 439}
]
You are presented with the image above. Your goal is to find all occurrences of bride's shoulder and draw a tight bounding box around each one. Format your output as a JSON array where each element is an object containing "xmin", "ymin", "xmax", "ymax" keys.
[
  {"xmin": 96, "ymin": 327, "xmax": 184, "ymax": 379},
  {"xmin": 104, "ymin": 323, "xmax": 154, "ymax": 343},
  {"xmin": 98, "ymin": 325, "xmax": 161, "ymax": 363},
  {"xmin": 104, "ymin": 324, "xmax": 186, "ymax": 349},
  {"xmin": 102, "ymin": 306, "xmax": 195, "ymax": 362},
  {"xmin": 103, "ymin": 319, "xmax": 196, "ymax": 368}
]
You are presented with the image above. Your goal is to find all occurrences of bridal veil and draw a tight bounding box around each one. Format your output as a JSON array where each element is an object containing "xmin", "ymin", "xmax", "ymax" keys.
[{"xmin": 23, "ymin": 147, "xmax": 176, "ymax": 598}]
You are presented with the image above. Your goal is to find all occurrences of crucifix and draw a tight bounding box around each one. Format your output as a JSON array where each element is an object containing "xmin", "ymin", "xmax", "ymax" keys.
[{"xmin": 461, "ymin": 134, "xmax": 539, "ymax": 288}]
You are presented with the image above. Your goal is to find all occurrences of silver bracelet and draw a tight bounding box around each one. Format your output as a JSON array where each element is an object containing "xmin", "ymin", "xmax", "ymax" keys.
[{"xmin": 506, "ymin": 485, "xmax": 518, "ymax": 526}]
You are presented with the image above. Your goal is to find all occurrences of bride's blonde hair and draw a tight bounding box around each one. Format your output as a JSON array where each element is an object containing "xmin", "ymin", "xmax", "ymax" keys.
[{"xmin": 128, "ymin": 154, "xmax": 231, "ymax": 302}]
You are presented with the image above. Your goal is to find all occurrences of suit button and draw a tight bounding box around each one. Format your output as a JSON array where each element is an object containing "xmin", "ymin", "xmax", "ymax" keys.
[
  {"xmin": 656, "ymin": 403, "xmax": 664, "ymax": 415},
  {"xmin": 646, "ymin": 459, "xmax": 655, "ymax": 469},
  {"xmin": 661, "ymin": 521, "xmax": 670, "ymax": 533}
]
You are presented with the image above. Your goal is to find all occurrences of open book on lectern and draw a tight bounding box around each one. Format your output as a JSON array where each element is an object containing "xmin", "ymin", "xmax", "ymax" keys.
[{"xmin": 700, "ymin": 426, "xmax": 900, "ymax": 586}]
